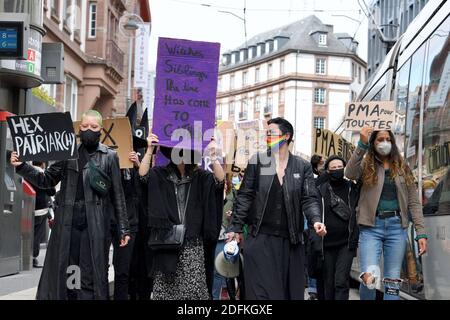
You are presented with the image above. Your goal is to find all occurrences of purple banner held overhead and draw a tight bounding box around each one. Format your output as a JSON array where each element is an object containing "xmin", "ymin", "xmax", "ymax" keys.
[{"xmin": 152, "ymin": 37, "xmax": 220, "ymax": 156}]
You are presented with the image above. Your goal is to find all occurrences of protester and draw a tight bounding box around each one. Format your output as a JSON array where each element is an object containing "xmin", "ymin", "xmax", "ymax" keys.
[
  {"xmin": 110, "ymin": 151, "xmax": 143, "ymax": 300},
  {"xmin": 212, "ymin": 175, "xmax": 235, "ymax": 300},
  {"xmin": 227, "ymin": 117, "xmax": 326, "ymax": 300},
  {"xmin": 316, "ymin": 155, "xmax": 360, "ymax": 300},
  {"xmin": 345, "ymin": 127, "xmax": 427, "ymax": 300},
  {"xmin": 139, "ymin": 134, "xmax": 225, "ymax": 300},
  {"xmin": 29, "ymin": 161, "xmax": 56, "ymax": 268},
  {"xmin": 10, "ymin": 110, "xmax": 130, "ymax": 300}
]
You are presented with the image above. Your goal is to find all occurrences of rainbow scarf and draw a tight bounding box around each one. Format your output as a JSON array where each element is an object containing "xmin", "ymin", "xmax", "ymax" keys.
[{"xmin": 266, "ymin": 135, "xmax": 287, "ymax": 151}]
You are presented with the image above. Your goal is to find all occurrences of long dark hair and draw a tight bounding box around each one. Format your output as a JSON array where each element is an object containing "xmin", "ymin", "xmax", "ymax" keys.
[{"xmin": 362, "ymin": 130, "xmax": 415, "ymax": 186}]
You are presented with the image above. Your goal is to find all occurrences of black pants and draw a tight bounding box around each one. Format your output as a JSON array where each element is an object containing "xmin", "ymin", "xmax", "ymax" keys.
[
  {"xmin": 33, "ymin": 215, "xmax": 47, "ymax": 258},
  {"xmin": 68, "ymin": 203, "xmax": 94, "ymax": 300},
  {"xmin": 112, "ymin": 230, "xmax": 136, "ymax": 300},
  {"xmin": 128, "ymin": 230, "xmax": 153, "ymax": 300},
  {"xmin": 322, "ymin": 245, "xmax": 355, "ymax": 300}
]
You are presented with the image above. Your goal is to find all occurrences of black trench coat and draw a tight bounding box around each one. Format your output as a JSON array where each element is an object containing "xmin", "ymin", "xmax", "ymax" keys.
[{"xmin": 16, "ymin": 144, "xmax": 129, "ymax": 300}]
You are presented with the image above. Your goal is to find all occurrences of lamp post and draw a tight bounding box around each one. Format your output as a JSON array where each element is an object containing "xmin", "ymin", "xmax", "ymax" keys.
[{"xmin": 119, "ymin": 12, "xmax": 144, "ymax": 111}]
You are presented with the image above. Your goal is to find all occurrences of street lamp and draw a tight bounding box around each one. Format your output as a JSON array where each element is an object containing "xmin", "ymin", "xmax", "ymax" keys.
[{"xmin": 119, "ymin": 12, "xmax": 144, "ymax": 111}]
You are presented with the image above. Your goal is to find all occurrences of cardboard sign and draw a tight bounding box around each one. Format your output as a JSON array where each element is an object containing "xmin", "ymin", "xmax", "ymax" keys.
[
  {"xmin": 152, "ymin": 37, "xmax": 221, "ymax": 154},
  {"xmin": 234, "ymin": 120, "xmax": 267, "ymax": 172},
  {"xmin": 313, "ymin": 128, "xmax": 355, "ymax": 162},
  {"xmin": 73, "ymin": 117, "xmax": 133, "ymax": 169},
  {"xmin": 7, "ymin": 112, "xmax": 78, "ymax": 162},
  {"xmin": 344, "ymin": 101, "xmax": 395, "ymax": 131},
  {"xmin": 215, "ymin": 120, "xmax": 236, "ymax": 174}
]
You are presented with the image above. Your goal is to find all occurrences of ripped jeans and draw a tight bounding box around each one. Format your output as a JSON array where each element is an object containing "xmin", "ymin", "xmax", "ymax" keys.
[{"xmin": 359, "ymin": 216, "xmax": 408, "ymax": 300}]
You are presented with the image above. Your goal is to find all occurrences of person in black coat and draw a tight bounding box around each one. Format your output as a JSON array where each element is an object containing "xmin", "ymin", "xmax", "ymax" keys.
[
  {"xmin": 227, "ymin": 117, "xmax": 326, "ymax": 300},
  {"xmin": 30, "ymin": 161, "xmax": 56, "ymax": 268},
  {"xmin": 10, "ymin": 110, "xmax": 130, "ymax": 300},
  {"xmin": 314, "ymin": 155, "xmax": 360, "ymax": 300}
]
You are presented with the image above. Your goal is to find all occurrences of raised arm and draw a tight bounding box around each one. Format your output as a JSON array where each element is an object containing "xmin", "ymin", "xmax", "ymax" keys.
[
  {"xmin": 139, "ymin": 133, "xmax": 159, "ymax": 177},
  {"xmin": 345, "ymin": 127, "xmax": 372, "ymax": 181},
  {"xmin": 11, "ymin": 151, "xmax": 64, "ymax": 188}
]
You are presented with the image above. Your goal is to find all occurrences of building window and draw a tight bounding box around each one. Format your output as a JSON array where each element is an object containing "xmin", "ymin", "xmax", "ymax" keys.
[
  {"xmin": 108, "ymin": 12, "xmax": 119, "ymax": 42},
  {"xmin": 242, "ymin": 71, "xmax": 248, "ymax": 86},
  {"xmin": 255, "ymin": 67, "xmax": 260, "ymax": 83},
  {"xmin": 279, "ymin": 89, "xmax": 285, "ymax": 104},
  {"xmin": 229, "ymin": 101, "xmax": 235, "ymax": 116},
  {"xmin": 217, "ymin": 104, "xmax": 222, "ymax": 119},
  {"xmin": 255, "ymin": 96, "xmax": 261, "ymax": 112},
  {"xmin": 62, "ymin": 0, "xmax": 73, "ymax": 32},
  {"xmin": 280, "ymin": 59, "xmax": 285, "ymax": 75},
  {"xmin": 319, "ymin": 33, "xmax": 327, "ymax": 46},
  {"xmin": 314, "ymin": 117, "xmax": 325, "ymax": 129},
  {"xmin": 50, "ymin": 0, "xmax": 60, "ymax": 17},
  {"xmin": 314, "ymin": 88, "xmax": 326, "ymax": 104},
  {"xmin": 358, "ymin": 66, "xmax": 362, "ymax": 84},
  {"xmin": 88, "ymin": 3, "xmax": 97, "ymax": 38},
  {"xmin": 64, "ymin": 75, "xmax": 78, "ymax": 119},
  {"xmin": 230, "ymin": 74, "xmax": 235, "ymax": 89},
  {"xmin": 267, "ymin": 63, "xmax": 273, "ymax": 79},
  {"xmin": 217, "ymin": 77, "xmax": 222, "ymax": 92},
  {"xmin": 315, "ymin": 58, "xmax": 326, "ymax": 75}
]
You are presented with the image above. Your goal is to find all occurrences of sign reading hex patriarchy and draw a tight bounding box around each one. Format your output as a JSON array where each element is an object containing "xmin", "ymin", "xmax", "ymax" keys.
[
  {"xmin": 344, "ymin": 101, "xmax": 395, "ymax": 131},
  {"xmin": 73, "ymin": 117, "xmax": 132, "ymax": 169},
  {"xmin": 313, "ymin": 128, "xmax": 355, "ymax": 162},
  {"xmin": 7, "ymin": 112, "xmax": 78, "ymax": 162},
  {"xmin": 152, "ymin": 37, "xmax": 220, "ymax": 156}
]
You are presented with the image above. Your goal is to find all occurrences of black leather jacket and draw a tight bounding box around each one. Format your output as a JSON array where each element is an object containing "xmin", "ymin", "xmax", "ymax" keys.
[
  {"xmin": 230, "ymin": 152, "xmax": 322, "ymax": 245},
  {"xmin": 16, "ymin": 143, "xmax": 129, "ymax": 299}
]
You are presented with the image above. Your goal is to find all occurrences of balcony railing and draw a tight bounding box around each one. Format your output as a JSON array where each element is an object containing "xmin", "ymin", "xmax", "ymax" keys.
[{"xmin": 106, "ymin": 40, "xmax": 125, "ymax": 75}]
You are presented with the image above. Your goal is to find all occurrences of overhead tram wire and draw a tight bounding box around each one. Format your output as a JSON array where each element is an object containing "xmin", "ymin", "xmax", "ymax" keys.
[{"xmin": 168, "ymin": 0, "xmax": 361, "ymax": 13}]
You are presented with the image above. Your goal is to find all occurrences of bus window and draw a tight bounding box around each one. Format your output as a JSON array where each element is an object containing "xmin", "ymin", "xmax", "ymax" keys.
[
  {"xmin": 395, "ymin": 60, "xmax": 412, "ymax": 156},
  {"xmin": 422, "ymin": 15, "xmax": 450, "ymax": 216},
  {"xmin": 405, "ymin": 43, "xmax": 427, "ymax": 174},
  {"xmin": 401, "ymin": 41, "xmax": 427, "ymax": 298}
]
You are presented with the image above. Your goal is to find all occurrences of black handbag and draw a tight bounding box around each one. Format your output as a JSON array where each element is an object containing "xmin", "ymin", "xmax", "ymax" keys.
[
  {"xmin": 147, "ymin": 224, "xmax": 186, "ymax": 250},
  {"xmin": 328, "ymin": 184, "xmax": 351, "ymax": 221},
  {"xmin": 148, "ymin": 184, "xmax": 191, "ymax": 251}
]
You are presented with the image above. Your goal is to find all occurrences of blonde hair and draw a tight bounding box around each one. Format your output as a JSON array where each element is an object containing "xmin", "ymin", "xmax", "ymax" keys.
[{"xmin": 81, "ymin": 110, "xmax": 103, "ymax": 127}]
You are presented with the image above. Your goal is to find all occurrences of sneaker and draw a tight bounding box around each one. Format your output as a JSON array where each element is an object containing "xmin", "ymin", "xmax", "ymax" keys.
[
  {"xmin": 33, "ymin": 258, "xmax": 43, "ymax": 268},
  {"xmin": 308, "ymin": 292, "xmax": 318, "ymax": 300}
]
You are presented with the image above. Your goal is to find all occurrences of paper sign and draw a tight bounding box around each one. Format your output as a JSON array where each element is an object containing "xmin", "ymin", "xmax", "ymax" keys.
[
  {"xmin": 215, "ymin": 120, "xmax": 236, "ymax": 173},
  {"xmin": 234, "ymin": 120, "xmax": 267, "ymax": 172},
  {"xmin": 313, "ymin": 128, "xmax": 355, "ymax": 162},
  {"xmin": 73, "ymin": 117, "xmax": 133, "ymax": 168},
  {"xmin": 7, "ymin": 112, "xmax": 78, "ymax": 162},
  {"xmin": 344, "ymin": 101, "xmax": 395, "ymax": 131}
]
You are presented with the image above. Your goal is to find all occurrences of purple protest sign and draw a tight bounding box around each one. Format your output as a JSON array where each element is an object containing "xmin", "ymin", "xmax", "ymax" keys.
[{"xmin": 152, "ymin": 37, "xmax": 220, "ymax": 158}]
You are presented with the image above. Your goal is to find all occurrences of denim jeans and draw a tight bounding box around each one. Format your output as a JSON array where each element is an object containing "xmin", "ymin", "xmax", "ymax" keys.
[
  {"xmin": 359, "ymin": 216, "xmax": 407, "ymax": 300},
  {"xmin": 212, "ymin": 240, "xmax": 226, "ymax": 300}
]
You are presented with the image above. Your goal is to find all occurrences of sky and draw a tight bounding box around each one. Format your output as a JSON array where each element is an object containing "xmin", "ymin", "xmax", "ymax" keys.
[{"xmin": 147, "ymin": 0, "xmax": 369, "ymax": 70}]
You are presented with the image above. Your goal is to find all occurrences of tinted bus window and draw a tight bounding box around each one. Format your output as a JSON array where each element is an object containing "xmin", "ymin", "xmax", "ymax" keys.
[
  {"xmin": 395, "ymin": 60, "xmax": 411, "ymax": 156},
  {"xmin": 405, "ymin": 43, "xmax": 427, "ymax": 175},
  {"xmin": 422, "ymin": 15, "xmax": 450, "ymax": 216}
]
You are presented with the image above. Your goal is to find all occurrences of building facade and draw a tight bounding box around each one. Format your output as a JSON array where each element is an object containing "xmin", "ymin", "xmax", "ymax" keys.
[
  {"xmin": 217, "ymin": 16, "xmax": 367, "ymax": 157},
  {"xmin": 367, "ymin": 0, "xmax": 429, "ymax": 76},
  {"xmin": 40, "ymin": 0, "xmax": 150, "ymax": 120}
]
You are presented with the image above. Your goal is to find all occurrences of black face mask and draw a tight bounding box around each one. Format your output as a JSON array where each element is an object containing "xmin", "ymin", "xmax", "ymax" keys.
[
  {"xmin": 329, "ymin": 168, "xmax": 345, "ymax": 182},
  {"xmin": 80, "ymin": 129, "xmax": 101, "ymax": 148}
]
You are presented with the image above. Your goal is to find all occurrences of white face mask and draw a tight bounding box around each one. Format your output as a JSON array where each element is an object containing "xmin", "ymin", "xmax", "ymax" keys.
[
  {"xmin": 424, "ymin": 189, "xmax": 434, "ymax": 199},
  {"xmin": 375, "ymin": 141, "xmax": 392, "ymax": 156}
]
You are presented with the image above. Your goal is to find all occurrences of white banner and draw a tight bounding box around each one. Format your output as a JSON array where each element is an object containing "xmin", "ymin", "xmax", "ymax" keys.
[
  {"xmin": 134, "ymin": 23, "xmax": 150, "ymax": 88},
  {"xmin": 143, "ymin": 70, "xmax": 155, "ymax": 118}
]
